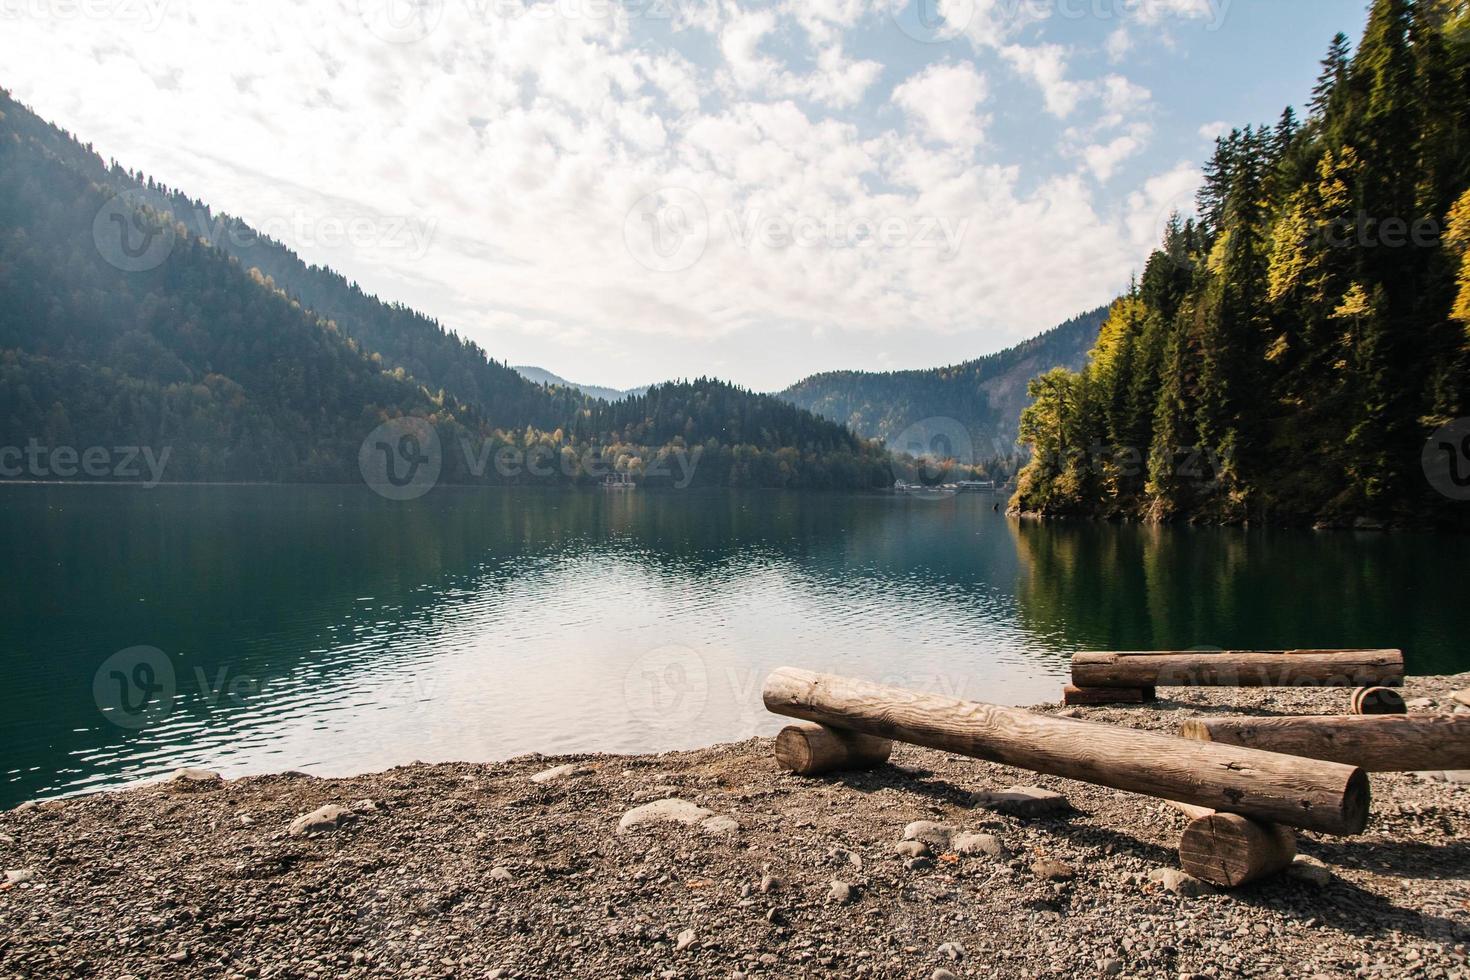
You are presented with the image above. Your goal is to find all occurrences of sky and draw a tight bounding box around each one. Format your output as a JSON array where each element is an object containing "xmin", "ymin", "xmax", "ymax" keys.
[{"xmin": 0, "ymin": 0, "xmax": 1370, "ymax": 392}]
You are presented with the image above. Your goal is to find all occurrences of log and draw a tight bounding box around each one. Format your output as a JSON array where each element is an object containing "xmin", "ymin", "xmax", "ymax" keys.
[
  {"xmin": 1062, "ymin": 684, "xmax": 1155, "ymax": 706},
  {"xmin": 1071, "ymin": 649, "xmax": 1403, "ymax": 689},
  {"xmin": 1350, "ymin": 686, "xmax": 1406, "ymax": 715},
  {"xmin": 1178, "ymin": 812, "xmax": 1297, "ymax": 887},
  {"xmin": 1180, "ymin": 714, "xmax": 1470, "ymax": 771},
  {"xmin": 773, "ymin": 722, "xmax": 893, "ymax": 776},
  {"xmin": 1164, "ymin": 799, "xmax": 1217, "ymax": 821},
  {"xmin": 763, "ymin": 668, "xmax": 1369, "ymax": 835}
]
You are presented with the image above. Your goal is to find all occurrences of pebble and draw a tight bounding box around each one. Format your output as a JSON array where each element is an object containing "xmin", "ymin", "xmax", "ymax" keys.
[
  {"xmin": 828, "ymin": 845, "xmax": 862, "ymax": 869},
  {"xmin": 953, "ymin": 832, "xmax": 1004, "ymax": 858},
  {"xmin": 936, "ymin": 941, "xmax": 966, "ymax": 961},
  {"xmin": 530, "ymin": 764, "xmax": 581, "ymax": 784},
  {"xmin": 759, "ymin": 873, "xmax": 781, "ymax": 894},
  {"xmin": 616, "ymin": 799, "xmax": 711, "ymax": 834},
  {"xmin": 1413, "ymin": 770, "xmax": 1470, "ymax": 784},
  {"xmin": 166, "ymin": 768, "xmax": 224, "ymax": 787},
  {"xmin": 701, "ymin": 814, "xmax": 741, "ymax": 835},
  {"xmin": 1450, "ymin": 689, "xmax": 1470, "ymax": 707},
  {"xmin": 1101, "ymin": 957, "xmax": 1123, "ymax": 975},
  {"xmin": 1149, "ymin": 867, "xmax": 1214, "ymax": 897},
  {"xmin": 973, "ymin": 785, "xmax": 1069, "ymax": 817},
  {"xmin": 0, "ymin": 834, "xmax": 14, "ymax": 846},
  {"xmin": 287, "ymin": 804, "xmax": 356, "ymax": 836},
  {"xmin": 933, "ymin": 970, "xmax": 958, "ymax": 980},
  {"xmin": 902, "ymin": 821, "xmax": 955, "ymax": 851},
  {"xmin": 4, "ymin": 868, "xmax": 35, "ymax": 885},
  {"xmin": 675, "ymin": 928, "xmax": 696, "ymax": 951},
  {"xmin": 488, "ymin": 866, "xmax": 514, "ymax": 882},
  {"xmin": 1030, "ymin": 859, "xmax": 1076, "ymax": 882},
  {"xmin": 894, "ymin": 840, "xmax": 930, "ymax": 859},
  {"xmin": 1287, "ymin": 856, "xmax": 1333, "ymax": 887},
  {"xmin": 828, "ymin": 880, "xmax": 855, "ymax": 905}
]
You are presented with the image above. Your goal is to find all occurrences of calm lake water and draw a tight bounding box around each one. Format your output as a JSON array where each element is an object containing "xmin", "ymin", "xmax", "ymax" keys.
[{"xmin": 1, "ymin": 484, "xmax": 1462, "ymax": 808}]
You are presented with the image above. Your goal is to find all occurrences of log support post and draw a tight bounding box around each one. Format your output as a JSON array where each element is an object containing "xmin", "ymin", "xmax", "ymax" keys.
[
  {"xmin": 773, "ymin": 721, "xmax": 892, "ymax": 777},
  {"xmin": 1178, "ymin": 811, "xmax": 1296, "ymax": 888}
]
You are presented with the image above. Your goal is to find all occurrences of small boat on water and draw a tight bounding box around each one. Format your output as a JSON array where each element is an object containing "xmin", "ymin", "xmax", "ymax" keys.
[
  {"xmin": 602, "ymin": 473, "xmax": 637, "ymax": 490},
  {"xmin": 893, "ymin": 481, "xmax": 957, "ymax": 497}
]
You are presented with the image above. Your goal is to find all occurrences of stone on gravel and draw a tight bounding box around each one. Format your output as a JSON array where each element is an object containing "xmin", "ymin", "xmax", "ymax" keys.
[
  {"xmin": 1149, "ymin": 867, "xmax": 1214, "ymax": 897},
  {"xmin": 828, "ymin": 880, "xmax": 854, "ymax": 905},
  {"xmin": 1031, "ymin": 859, "xmax": 1076, "ymax": 881},
  {"xmin": 972, "ymin": 785, "xmax": 1069, "ymax": 817},
  {"xmin": 1450, "ymin": 688, "xmax": 1470, "ymax": 706},
  {"xmin": 530, "ymin": 764, "xmax": 580, "ymax": 784},
  {"xmin": 932, "ymin": 971, "xmax": 958, "ymax": 980},
  {"xmin": 1100, "ymin": 957, "xmax": 1123, "ymax": 975},
  {"xmin": 936, "ymin": 941, "xmax": 966, "ymax": 961},
  {"xmin": 952, "ymin": 832, "xmax": 1004, "ymax": 858},
  {"xmin": 5, "ymin": 868, "xmax": 36, "ymax": 885},
  {"xmin": 0, "ymin": 834, "xmax": 14, "ymax": 846},
  {"xmin": 827, "ymin": 845, "xmax": 862, "ymax": 869},
  {"xmin": 1414, "ymin": 770, "xmax": 1470, "ymax": 784},
  {"xmin": 167, "ymin": 768, "xmax": 224, "ymax": 787},
  {"xmin": 700, "ymin": 814, "xmax": 740, "ymax": 835},
  {"xmin": 488, "ymin": 866, "xmax": 514, "ymax": 882},
  {"xmin": 675, "ymin": 928, "xmax": 696, "ymax": 951},
  {"xmin": 902, "ymin": 821, "xmax": 955, "ymax": 851},
  {"xmin": 894, "ymin": 840, "xmax": 930, "ymax": 859},
  {"xmin": 759, "ymin": 873, "xmax": 781, "ymax": 894},
  {"xmin": 1286, "ymin": 856, "xmax": 1333, "ymax": 887},
  {"xmin": 616, "ymin": 798, "xmax": 712, "ymax": 834},
  {"xmin": 287, "ymin": 804, "xmax": 356, "ymax": 836}
]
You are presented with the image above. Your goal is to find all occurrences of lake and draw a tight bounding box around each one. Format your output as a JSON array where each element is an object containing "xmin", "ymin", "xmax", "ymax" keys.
[{"xmin": 1, "ymin": 484, "xmax": 1461, "ymax": 808}]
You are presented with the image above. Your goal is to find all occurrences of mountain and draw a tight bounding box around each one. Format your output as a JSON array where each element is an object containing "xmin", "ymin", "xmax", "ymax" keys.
[
  {"xmin": 778, "ymin": 307, "xmax": 1107, "ymax": 463},
  {"xmin": 1012, "ymin": 0, "xmax": 1470, "ymax": 528},
  {"xmin": 0, "ymin": 89, "xmax": 894, "ymax": 490},
  {"xmin": 513, "ymin": 366, "xmax": 649, "ymax": 403}
]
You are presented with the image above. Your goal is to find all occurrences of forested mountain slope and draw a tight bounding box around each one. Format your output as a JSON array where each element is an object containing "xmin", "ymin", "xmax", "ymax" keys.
[
  {"xmin": 1012, "ymin": 0, "xmax": 1470, "ymax": 528},
  {"xmin": 779, "ymin": 307, "xmax": 1106, "ymax": 464}
]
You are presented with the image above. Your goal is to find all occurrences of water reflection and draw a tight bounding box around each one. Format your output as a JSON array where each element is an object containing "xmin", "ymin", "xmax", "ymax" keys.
[{"xmin": 0, "ymin": 485, "xmax": 1459, "ymax": 807}]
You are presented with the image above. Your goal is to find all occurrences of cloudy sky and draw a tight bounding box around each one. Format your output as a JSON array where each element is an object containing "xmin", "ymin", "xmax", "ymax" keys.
[{"xmin": 1, "ymin": 0, "xmax": 1366, "ymax": 391}]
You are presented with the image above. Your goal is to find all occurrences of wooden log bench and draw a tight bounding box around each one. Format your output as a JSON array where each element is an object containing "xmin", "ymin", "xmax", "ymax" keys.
[
  {"xmin": 762, "ymin": 668, "xmax": 1370, "ymax": 887},
  {"xmin": 1066, "ymin": 649, "xmax": 1404, "ymax": 705},
  {"xmin": 1180, "ymin": 714, "xmax": 1470, "ymax": 771}
]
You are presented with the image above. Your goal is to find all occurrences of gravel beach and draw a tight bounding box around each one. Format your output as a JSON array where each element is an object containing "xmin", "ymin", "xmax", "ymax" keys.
[{"xmin": 3, "ymin": 676, "xmax": 1468, "ymax": 979}]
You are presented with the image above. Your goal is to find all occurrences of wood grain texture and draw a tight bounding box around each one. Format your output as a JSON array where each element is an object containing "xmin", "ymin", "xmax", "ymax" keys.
[
  {"xmin": 1178, "ymin": 812, "xmax": 1297, "ymax": 887},
  {"xmin": 1071, "ymin": 649, "xmax": 1403, "ymax": 689},
  {"xmin": 773, "ymin": 722, "xmax": 892, "ymax": 776},
  {"xmin": 763, "ymin": 668, "xmax": 1369, "ymax": 835},
  {"xmin": 1180, "ymin": 714, "xmax": 1470, "ymax": 771}
]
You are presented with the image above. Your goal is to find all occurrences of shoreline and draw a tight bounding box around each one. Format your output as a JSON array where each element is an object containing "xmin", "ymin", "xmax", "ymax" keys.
[{"xmin": 3, "ymin": 677, "xmax": 1468, "ymax": 979}]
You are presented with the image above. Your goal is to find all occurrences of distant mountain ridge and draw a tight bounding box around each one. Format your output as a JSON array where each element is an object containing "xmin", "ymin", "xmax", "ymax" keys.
[
  {"xmin": 778, "ymin": 307, "xmax": 1108, "ymax": 460},
  {"xmin": 513, "ymin": 366, "xmax": 649, "ymax": 403}
]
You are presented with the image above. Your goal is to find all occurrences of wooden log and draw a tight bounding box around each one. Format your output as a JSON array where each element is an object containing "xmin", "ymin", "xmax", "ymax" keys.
[
  {"xmin": 1062, "ymin": 684, "xmax": 1155, "ymax": 706},
  {"xmin": 1071, "ymin": 649, "xmax": 1403, "ymax": 689},
  {"xmin": 1180, "ymin": 714, "xmax": 1470, "ymax": 771},
  {"xmin": 1164, "ymin": 799, "xmax": 1217, "ymax": 821},
  {"xmin": 1178, "ymin": 812, "xmax": 1297, "ymax": 887},
  {"xmin": 773, "ymin": 722, "xmax": 892, "ymax": 776},
  {"xmin": 763, "ymin": 668, "xmax": 1369, "ymax": 835},
  {"xmin": 1350, "ymin": 686, "xmax": 1406, "ymax": 715}
]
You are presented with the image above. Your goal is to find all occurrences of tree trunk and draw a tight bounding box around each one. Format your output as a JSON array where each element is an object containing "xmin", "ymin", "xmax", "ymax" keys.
[{"xmin": 1180, "ymin": 714, "xmax": 1470, "ymax": 771}]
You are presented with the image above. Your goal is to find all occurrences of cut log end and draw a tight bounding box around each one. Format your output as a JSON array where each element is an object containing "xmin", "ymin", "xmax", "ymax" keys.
[
  {"xmin": 1178, "ymin": 812, "xmax": 1297, "ymax": 887},
  {"xmin": 1062, "ymin": 684, "xmax": 1156, "ymax": 706},
  {"xmin": 773, "ymin": 722, "xmax": 892, "ymax": 777},
  {"xmin": 1351, "ymin": 686, "xmax": 1407, "ymax": 715}
]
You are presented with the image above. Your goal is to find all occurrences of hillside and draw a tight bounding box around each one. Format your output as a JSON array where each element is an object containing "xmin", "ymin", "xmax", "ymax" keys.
[
  {"xmin": 0, "ymin": 90, "xmax": 893, "ymax": 490},
  {"xmin": 513, "ymin": 366, "xmax": 648, "ymax": 403},
  {"xmin": 1012, "ymin": 0, "xmax": 1470, "ymax": 528},
  {"xmin": 778, "ymin": 308, "xmax": 1107, "ymax": 466}
]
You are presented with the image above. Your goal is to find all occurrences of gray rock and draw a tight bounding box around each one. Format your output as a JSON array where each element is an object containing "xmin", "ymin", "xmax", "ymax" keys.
[
  {"xmin": 1030, "ymin": 859, "xmax": 1075, "ymax": 882},
  {"xmin": 488, "ymin": 866, "xmax": 514, "ymax": 882},
  {"xmin": 933, "ymin": 971, "xmax": 958, "ymax": 980},
  {"xmin": 1413, "ymin": 770, "xmax": 1470, "ymax": 784},
  {"xmin": 700, "ymin": 814, "xmax": 741, "ymax": 835},
  {"xmin": 1286, "ymin": 856, "xmax": 1333, "ymax": 887},
  {"xmin": 972, "ymin": 785, "xmax": 1069, "ymax": 817},
  {"xmin": 828, "ymin": 880, "xmax": 855, "ymax": 905},
  {"xmin": 1450, "ymin": 688, "xmax": 1470, "ymax": 707},
  {"xmin": 936, "ymin": 941, "xmax": 966, "ymax": 961},
  {"xmin": 1406, "ymin": 698, "xmax": 1436, "ymax": 710},
  {"xmin": 675, "ymin": 928, "xmax": 696, "ymax": 951},
  {"xmin": 4, "ymin": 868, "xmax": 35, "ymax": 885},
  {"xmin": 827, "ymin": 845, "xmax": 862, "ymax": 869},
  {"xmin": 530, "ymin": 764, "xmax": 581, "ymax": 784},
  {"xmin": 894, "ymin": 840, "xmax": 930, "ymax": 859},
  {"xmin": 1101, "ymin": 957, "xmax": 1124, "ymax": 975},
  {"xmin": 287, "ymin": 804, "xmax": 356, "ymax": 836},
  {"xmin": 350, "ymin": 798, "xmax": 378, "ymax": 812},
  {"xmin": 759, "ymin": 873, "xmax": 781, "ymax": 894},
  {"xmin": 167, "ymin": 768, "xmax": 224, "ymax": 787},
  {"xmin": 902, "ymin": 821, "xmax": 956, "ymax": 851},
  {"xmin": 1149, "ymin": 867, "xmax": 1214, "ymax": 897},
  {"xmin": 953, "ymin": 832, "xmax": 1004, "ymax": 858},
  {"xmin": 616, "ymin": 799, "xmax": 712, "ymax": 834}
]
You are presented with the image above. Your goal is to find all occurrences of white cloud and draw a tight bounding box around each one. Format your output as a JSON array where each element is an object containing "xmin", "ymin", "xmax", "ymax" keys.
[
  {"xmin": 1105, "ymin": 27, "xmax": 1133, "ymax": 63},
  {"xmin": 1000, "ymin": 43, "xmax": 1085, "ymax": 118},
  {"xmin": 892, "ymin": 62, "xmax": 989, "ymax": 148},
  {"xmin": 1083, "ymin": 135, "xmax": 1144, "ymax": 182},
  {"xmin": 1198, "ymin": 120, "xmax": 1232, "ymax": 141}
]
